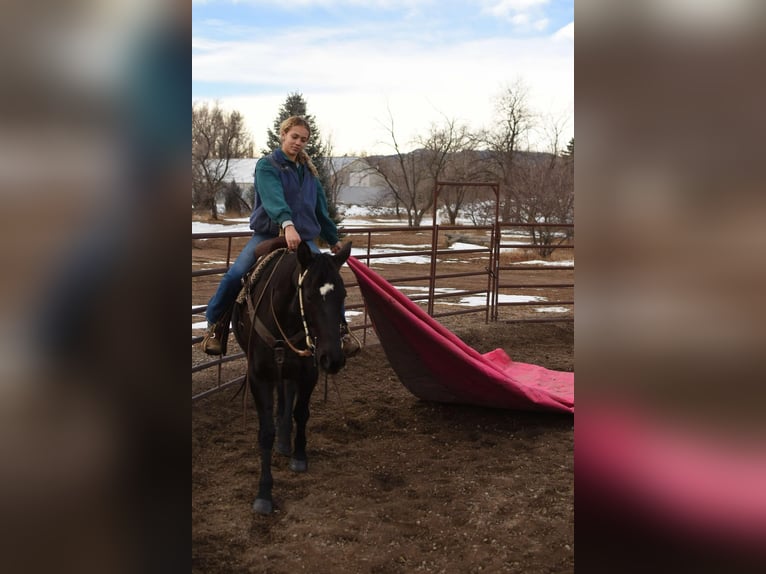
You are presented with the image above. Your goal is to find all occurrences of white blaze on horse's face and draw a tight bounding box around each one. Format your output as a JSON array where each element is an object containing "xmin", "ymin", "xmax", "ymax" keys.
[{"xmin": 319, "ymin": 282, "xmax": 335, "ymax": 300}]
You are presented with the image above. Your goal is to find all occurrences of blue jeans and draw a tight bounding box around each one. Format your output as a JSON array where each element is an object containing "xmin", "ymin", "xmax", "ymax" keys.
[{"xmin": 206, "ymin": 233, "xmax": 321, "ymax": 324}]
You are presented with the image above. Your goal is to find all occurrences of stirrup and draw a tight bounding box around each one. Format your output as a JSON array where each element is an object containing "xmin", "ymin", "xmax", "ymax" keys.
[
  {"xmin": 201, "ymin": 323, "xmax": 226, "ymax": 355},
  {"xmin": 340, "ymin": 325, "xmax": 361, "ymax": 358}
]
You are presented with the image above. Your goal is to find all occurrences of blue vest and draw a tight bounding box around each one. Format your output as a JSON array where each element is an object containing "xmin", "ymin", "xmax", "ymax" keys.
[{"xmin": 250, "ymin": 152, "xmax": 320, "ymax": 239}]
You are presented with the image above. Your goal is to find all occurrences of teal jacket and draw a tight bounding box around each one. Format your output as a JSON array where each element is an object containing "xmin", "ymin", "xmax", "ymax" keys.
[{"xmin": 250, "ymin": 149, "xmax": 339, "ymax": 246}]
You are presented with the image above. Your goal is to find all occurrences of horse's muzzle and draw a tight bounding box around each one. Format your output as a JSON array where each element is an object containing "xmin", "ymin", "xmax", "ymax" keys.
[{"xmin": 319, "ymin": 351, "xmax": 345, "ymax": 375}]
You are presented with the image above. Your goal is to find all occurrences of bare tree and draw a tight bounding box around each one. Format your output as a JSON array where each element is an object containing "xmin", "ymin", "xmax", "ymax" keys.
[
  {"xmin": 370, "ymin": 109, "xmax": 482, "ymax": 226},
  {"xmin": 323, "ymin": 134, "xmax": 343, "ymax": 207},
  {"xmin": 435, "ymin": 146, "xmax": 494, "ymax": 225},
  {"xmin": 481, "ymin": 79, "xmax": 535, "ymax": 222},
  {"xmin": 367, "ymin": 109, "xmax": 432, "ymax": 226},
  {"xmin": 416, "ymin": 116, "xmax": 476, "ymax": 224},
  {"xmin": 515, "ymin": 117, "xmax": 574, "ymax": 256},
  {"xmin": 462, "ymin": 194, "xmax": 498, "ymax": 226},
  {"xmin": 192, "ymin": 101, "xmax": 252, "ymax": 220},
  {"xmin": 456, "ymin": 141, "xmax": 503, "ymax": 226}
]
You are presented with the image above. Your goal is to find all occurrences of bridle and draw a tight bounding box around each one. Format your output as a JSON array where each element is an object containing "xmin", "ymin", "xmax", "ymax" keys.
[
  {"xmin": 238, "ymin": 247, "xmax": 347, "ymax": 424},
  {"xmin": 269, "ymin": 266, "xmax": 314, "ymax": 358},
  {"xmin": 246, "ymin": 249, "xmax": 341, "ymax": 360}
]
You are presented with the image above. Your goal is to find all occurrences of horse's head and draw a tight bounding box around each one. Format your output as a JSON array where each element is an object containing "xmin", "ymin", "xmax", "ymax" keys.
[{"xmin": 296, "ymin": 241, "xmax": 352, "ymax": 374}]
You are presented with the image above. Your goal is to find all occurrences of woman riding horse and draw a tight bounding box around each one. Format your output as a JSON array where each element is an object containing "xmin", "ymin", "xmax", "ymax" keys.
[{"xmin": 202, "ymin": 115, "xmax": 358, "ymax": 358}]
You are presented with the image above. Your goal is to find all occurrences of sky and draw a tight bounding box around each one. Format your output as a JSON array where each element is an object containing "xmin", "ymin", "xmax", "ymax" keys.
[{"xmin": 192, "ymin": 0, "xmax": 573, "ymax": 156}]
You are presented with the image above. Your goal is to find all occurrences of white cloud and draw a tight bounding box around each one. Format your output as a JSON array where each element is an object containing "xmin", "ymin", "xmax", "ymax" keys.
[
  {"xmin": 193, "ymin": 24, "xmax": 572, "ymax": 154},
  {"xmin": 484, "ymin": 0, "xmax": 550, "ymax": 17},
  {"xmin": 196, "ymin": 0, "xmax": 432, "ymax": 7},
  {"xmin": 193, "ymin": 3, "xmax": 573, "ymax": 155},
  {"xmin": 553, "ymin": 21, "xmax": 574, "ymax": 41},
  {"xmin": 482, "ymin": 0, "xmax": 551, "ymax": 25},
  {"xmin": 511, "ymin": 14, "xmax": 529, "ymax": 25}
]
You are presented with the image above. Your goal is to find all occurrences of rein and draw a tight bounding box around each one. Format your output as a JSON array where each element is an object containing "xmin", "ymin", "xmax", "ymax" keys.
[
  {"xmin": 269, "ymin": 266, "xmax": 314, "ymax": 358},
  {"xmin": 239, "ymin": 247, "xmax": 330, "ymax": 429},
  {"xmin": 249, "ymin": 249, "xmax": 314, "ymax": 359}
]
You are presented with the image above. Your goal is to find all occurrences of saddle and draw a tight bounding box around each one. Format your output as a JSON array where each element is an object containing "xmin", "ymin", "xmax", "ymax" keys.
[
  {"xmin": 254, "ymin": 236, "xmax": 287, "ymax": 259},
  {"xmin": 236, "ymin": 237, "xmax": 289, "ymax": 306},
  {"xmin": 209, "ymin": 237, "xmax": 289, "ymax": 356},
  {"xmin": 235, "ymin": 236, "xmax": 312, "ymax": 358}
]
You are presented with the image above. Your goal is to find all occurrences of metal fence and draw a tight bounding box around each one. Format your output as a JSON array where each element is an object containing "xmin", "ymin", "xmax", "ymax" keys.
[{"xmin": 192, "ymin": 221, "xmax": 573, "ymax": 401}]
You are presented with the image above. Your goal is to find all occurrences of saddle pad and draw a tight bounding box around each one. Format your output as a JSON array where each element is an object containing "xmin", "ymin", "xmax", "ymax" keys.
[{"xmin": 236, "ymin": 248, "xmax": 288, "ymax": 305}]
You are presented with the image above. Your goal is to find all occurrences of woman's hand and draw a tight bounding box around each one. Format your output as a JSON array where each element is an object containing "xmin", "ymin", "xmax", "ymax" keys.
[
  {"xmin": 331, "ymin": 242, "xmax": 342, "ymax": 254},
  {"xmin": 284, "ymin": 225, "xmax": 301, "ymax": 251}
]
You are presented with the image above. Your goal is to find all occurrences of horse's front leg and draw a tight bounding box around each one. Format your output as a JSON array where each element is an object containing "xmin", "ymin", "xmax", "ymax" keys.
[
  {"xmin": 251, "ymin": 376, "xmax": 276, "ymax": 515},
  {"xmin": 276, "ymin": 378, "xmax": 295, "ymax": 457},
  {"xmin": 289, "ymin": 377, "xmax": 316, "ymax": 473}
]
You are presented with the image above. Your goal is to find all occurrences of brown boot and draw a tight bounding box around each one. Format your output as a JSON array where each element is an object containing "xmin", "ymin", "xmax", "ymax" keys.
[
  {"xmin": 201, "ymin": 323, "xmax": 223, "ymax": 355},
  {"xmin": 340, "ymin": 323, "xmax": 361, "ymax": 358}
]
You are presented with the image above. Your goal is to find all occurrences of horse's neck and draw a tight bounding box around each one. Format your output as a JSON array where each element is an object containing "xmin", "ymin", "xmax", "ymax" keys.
[{"xmin": 268, "ymin": 266, "xmax": 300, "ymax": 322}]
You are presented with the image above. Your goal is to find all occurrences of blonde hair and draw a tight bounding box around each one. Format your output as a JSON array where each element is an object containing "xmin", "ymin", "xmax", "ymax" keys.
[{"xmin": 280, "ymin": 116, "xmax": 318, "ymax": 177}]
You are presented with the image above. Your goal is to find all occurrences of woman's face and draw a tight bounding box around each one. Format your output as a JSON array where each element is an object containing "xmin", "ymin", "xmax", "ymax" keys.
[{"xmin": 281, "ymin": 125, "xmax": 310, "ymax": 160}]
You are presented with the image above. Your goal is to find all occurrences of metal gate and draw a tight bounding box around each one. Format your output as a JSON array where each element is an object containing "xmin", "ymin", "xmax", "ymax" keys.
[{"xmin": 192, "ymin": 191, "xmax": 573, "ymax": 400}]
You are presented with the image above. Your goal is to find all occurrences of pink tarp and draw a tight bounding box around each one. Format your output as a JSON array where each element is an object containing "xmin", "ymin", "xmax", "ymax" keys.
[
  {"xmin": 347, "ymin": 257, "xmax": 574, "ymax": 414},
  {"xmin": 577, "ymin": 401, "xmax": 766, "ymax": 553}
]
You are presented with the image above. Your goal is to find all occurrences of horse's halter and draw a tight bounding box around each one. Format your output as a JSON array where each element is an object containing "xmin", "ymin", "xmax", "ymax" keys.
[{"xmin": 269, "ymin": 266, "xmax": 315, "ymax": 358}]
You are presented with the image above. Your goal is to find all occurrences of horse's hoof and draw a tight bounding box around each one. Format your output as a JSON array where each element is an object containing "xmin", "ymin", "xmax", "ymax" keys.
[
  {"xmin": 289, "ymin": 458, "xmax": 307, "ymax": 472},
  {"xmin": 276, "ymin": 442, "xmax": 291, "ymax": 456},
  {"xmin": 252, "ymin": 498, "xmax": 272, "ymax": 515}
]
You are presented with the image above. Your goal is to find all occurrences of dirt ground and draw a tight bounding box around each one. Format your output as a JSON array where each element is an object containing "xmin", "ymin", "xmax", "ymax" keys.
[
  {"xmin": 192, "ymin": 317, "xmax": 574, "ymax": 573},
  {"xmin": 192, "ymin": 217, "xmax": 574, "ymax": 572}
]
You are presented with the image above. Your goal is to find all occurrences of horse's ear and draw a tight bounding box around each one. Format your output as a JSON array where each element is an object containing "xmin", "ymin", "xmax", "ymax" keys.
[
  {"xmin": 296, "ymin": 241, "xmax": 314, "ymax": 268},
  {"xmin": 333, "ymin": 241, "xmax": 352, "ymax": 267}
]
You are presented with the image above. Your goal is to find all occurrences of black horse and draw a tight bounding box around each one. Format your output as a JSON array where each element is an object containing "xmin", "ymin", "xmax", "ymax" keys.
[{"xmin": 232, "ymin": 240, "xmax": 352, "ymax": 515}]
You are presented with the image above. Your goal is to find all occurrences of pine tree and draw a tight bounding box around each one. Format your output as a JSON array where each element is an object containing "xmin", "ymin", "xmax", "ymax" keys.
[
  {"xmin": 562, "ymin": 137, "xmax": 574, "ymax": 161},
  {"xmin": 262, "ymin": 92, "xmax": 342, "ymax": 236}
]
